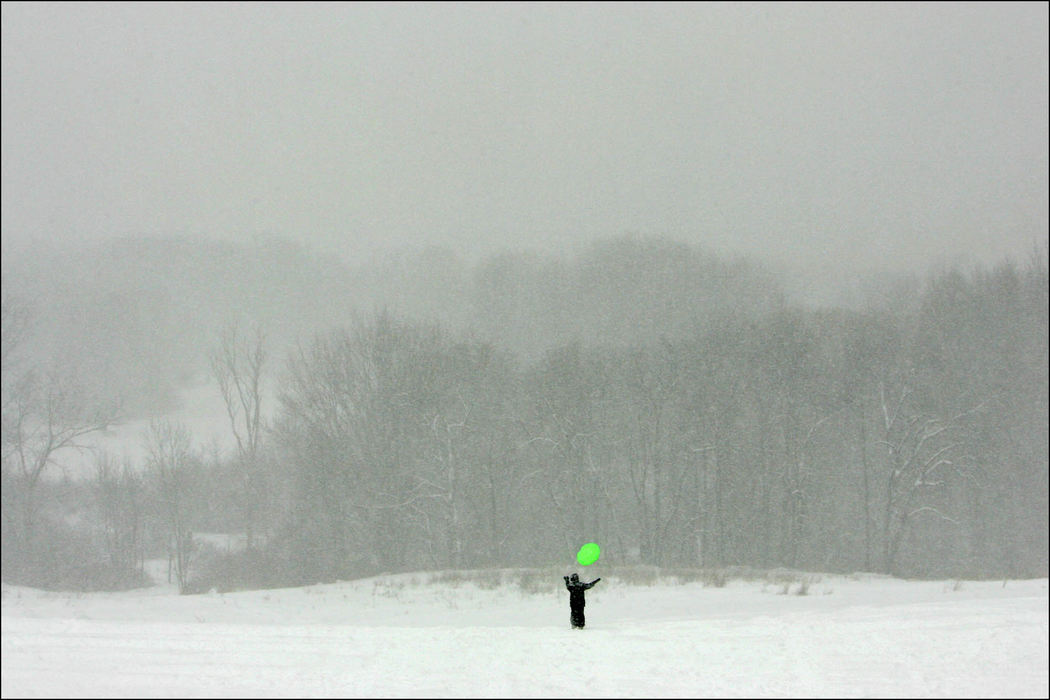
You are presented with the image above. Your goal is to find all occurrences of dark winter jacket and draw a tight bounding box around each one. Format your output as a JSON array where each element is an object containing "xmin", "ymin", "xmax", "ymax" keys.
[{"xmin": 564, "ymin": 575, "xmax": 600, "ymax": 609}]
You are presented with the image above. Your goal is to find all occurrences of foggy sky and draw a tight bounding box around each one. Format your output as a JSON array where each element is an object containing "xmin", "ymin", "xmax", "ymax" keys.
[{"xmin": 2, "ymin": 2, "xmax": 1047, "ymax": 272}]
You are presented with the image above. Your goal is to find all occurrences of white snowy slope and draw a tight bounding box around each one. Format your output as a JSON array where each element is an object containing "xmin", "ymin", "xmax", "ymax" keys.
[{"xmin": 2, "ymin": 572, "xmax": 1047, "ymax": 698}]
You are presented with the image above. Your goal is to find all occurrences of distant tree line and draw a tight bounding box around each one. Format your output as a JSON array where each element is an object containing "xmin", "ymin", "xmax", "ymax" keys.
[{"xmin": 1, "ymin": 237, "xmax": 1046, "ymax": 591}]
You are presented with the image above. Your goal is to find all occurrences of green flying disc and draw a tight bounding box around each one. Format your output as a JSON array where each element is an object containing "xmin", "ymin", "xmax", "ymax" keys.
[{"xmin": 577, "ymin": 542, "xmax": 601, "ymax": 566}]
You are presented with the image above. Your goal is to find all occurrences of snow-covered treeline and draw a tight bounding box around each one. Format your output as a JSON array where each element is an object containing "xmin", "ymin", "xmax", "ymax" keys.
[{"xmin": 1, "ymin": 237, "xmax": 1046, "ymax": 592}]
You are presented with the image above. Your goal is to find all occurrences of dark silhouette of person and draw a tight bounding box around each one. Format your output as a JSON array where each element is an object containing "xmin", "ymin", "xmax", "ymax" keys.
[{"xmin": 563, "ymin": 572, "xmax": 601, "ymax": 628}]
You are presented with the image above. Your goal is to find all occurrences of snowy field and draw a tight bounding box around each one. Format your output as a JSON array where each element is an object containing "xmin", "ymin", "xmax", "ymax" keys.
[{"xmin": 2, "ymin": 570, "xmax": 1046, "ymax": 698}]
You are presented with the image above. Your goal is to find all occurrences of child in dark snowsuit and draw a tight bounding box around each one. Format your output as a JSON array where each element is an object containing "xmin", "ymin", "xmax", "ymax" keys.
[{"xmin": 563, "ymin": 572, "xmax": 601, "ymax": 628}]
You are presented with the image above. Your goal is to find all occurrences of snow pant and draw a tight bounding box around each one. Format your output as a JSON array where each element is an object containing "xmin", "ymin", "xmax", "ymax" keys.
[{"xmin": 570, "ymin": 606, "xmax": 585, "ymax": 628}]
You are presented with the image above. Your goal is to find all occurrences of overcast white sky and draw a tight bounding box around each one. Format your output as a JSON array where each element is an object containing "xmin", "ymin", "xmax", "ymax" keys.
[{"xmin": 2, "ymin": 2, "xmax": 1047, "ymax": 271}]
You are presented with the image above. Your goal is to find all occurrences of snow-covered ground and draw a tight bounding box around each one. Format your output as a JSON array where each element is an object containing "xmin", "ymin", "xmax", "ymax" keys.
[{"xmin": 2, "ymin": 570, "xmax": 1046, "ymax": 698}]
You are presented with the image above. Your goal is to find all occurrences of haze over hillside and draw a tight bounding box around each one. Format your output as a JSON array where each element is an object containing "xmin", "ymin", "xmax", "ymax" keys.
[{"xmin": 3, "ymin": 233, "xmax": 800, "ymax": 418}]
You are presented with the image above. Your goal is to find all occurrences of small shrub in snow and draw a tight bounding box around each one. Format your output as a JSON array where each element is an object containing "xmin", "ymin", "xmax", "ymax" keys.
[
  {"xmin": 612, "ymin": 566, "xmax": 659, "ymax": 586},
  {"xmin": 430, "ymin": 570, "xmax": 468, "ymax": 587},
  {"xmin": 478, "ymin": 573, "xmax": 501, "ymax": 590},
  {"xmin": 702, "ymin": 568, "xmax": 728, "ymax": 588},
  {"xmin": 515, "ymin": 568, "xmax": 550, "ymax": 594}
]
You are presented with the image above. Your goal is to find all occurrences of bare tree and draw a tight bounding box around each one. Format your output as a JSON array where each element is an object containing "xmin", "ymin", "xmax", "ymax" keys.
[
  {"xmin": 877, "ymin": 381, "xmax": 980, "ymax": 575},
  {"xmin": 94, "ymin": 451, "xmax": 146, "ymax": 573},
  {"xmin": 146, "ymin": 420, "xmax": 197, "ymax": 593},
  {"xmin": 417, "ymin": 397, "xmax": 471, "ymax": 569},
  {"xmin": 1, "ymin": 290, "xmax": 32, "ymax": 369},
  {"xmin": 777, "ymin": 412, "xmax": 835, "ymax": 569},
  {"xmin": 209, "ymin": 322, "xmax": 267, "ymax": 550},
  {"xmin": 622, "ymin": 345, "xmax": 689, "ymax": 567},
  {"xmin": 1, "ymin": 289, "xmax": 122, "ymax": 588},
  {"xmin": 2, "ymin": 368, "xmax": 117, "ymax": 549}
]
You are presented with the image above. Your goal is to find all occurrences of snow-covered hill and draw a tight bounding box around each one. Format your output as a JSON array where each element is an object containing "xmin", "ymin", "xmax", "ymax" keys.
[{"xmin": 2, "ymin": 571, "xmax": 1046, "ymax": 697}]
